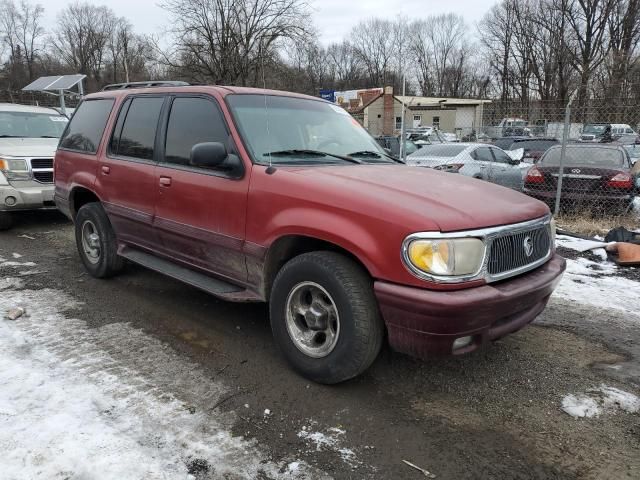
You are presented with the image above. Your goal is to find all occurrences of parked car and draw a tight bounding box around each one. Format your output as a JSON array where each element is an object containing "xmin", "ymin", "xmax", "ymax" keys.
[
  {"xmin": 524, "ymin": 144, "xmax": 637, "ymax": 213},
  {"xmin": 440, "ymin": 132, "xmax": 460, "ymax": 143},
  {"xmin": 493, "ymin": 137, "xmax": 560, "ymax": 164},
  {"xmin": 579, "ymin": 123, "xmax": 636, "ymax": 142},
  {"xmin": 0, "ymin": 103, "xmax": 69, "ymax": 230},
  {"xmin": 374, "ymin": 135, "xmax": 419, "ymax": 157},
  {"xmin": 55, "ymin": 83, "xmax": 565, "ymax": 384},
  {"xmin": 406, "ymin": 143, "xmax": 524, "ymax": 190},
  {"xmin": 485, "ymin": 118, "xmax": 531, "ymax": 139}
]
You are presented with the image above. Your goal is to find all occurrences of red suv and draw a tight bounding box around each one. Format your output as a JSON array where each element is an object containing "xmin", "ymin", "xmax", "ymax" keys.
[{"xmin": 54, "ymin": 83, "xmax": 566, "ymax": 383}]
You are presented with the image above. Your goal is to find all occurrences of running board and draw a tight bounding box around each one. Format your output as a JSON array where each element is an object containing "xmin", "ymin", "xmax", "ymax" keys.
[{"xmin": 119, "ymin": 247, "xmax": 244, "ymax": 296}]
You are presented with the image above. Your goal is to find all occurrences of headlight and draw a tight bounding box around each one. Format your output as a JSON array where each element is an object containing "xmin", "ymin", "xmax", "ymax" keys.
[
  {"xmin": 403, "ymin": 237, "xmax": 486, "ymax": 279},
  {"xmin": 0, "ymin": 157, "xmax": 30, "ymax": 181}
]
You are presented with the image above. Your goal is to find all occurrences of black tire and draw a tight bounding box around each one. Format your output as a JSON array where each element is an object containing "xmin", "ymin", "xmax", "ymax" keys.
[
  {"xmin": 270, "ymin": 251, "xmax": 384, "ymax": 384},
  {"xmin": 0, "ymin": 212, "xmax": 13, "ymax": 231},
  {"xmin": 75, "ymin": 203, "xmax": 124, "ymax": 278}
]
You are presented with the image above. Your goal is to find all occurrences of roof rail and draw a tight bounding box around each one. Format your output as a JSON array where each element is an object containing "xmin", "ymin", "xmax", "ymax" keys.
[{"xmin": 101, "ymin": 80, "xmax": 190, "ymax": 91}]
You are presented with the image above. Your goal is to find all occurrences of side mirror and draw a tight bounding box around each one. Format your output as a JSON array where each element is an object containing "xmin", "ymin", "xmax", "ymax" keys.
[{"xmin": 190, "ymin": 142, "xmax": 227, "ymax": 168}]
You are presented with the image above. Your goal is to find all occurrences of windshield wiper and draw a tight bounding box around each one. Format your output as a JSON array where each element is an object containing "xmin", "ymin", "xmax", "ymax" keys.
[
  {"xmin": 0, "ymin": 135, "xmax": 24, "ymax": 138},
  {"xmin": 348, "ymin": 150, "xmax": 404, "ymax": 164},
  {"xmin": 264, "ymin": 149, "xmax": 362, "ymax": 164},
  {"xmin": 39, "ymin": 135, "xmax": 58, "ymax": 138}
]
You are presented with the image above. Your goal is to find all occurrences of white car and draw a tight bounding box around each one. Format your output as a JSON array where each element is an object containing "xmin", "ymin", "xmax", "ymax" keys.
[
  {"xmin": 0, "ymin": 103, "xmax": 69, "ymax": 230},
  {"xmin": 405, "ymin": 143, "xmax": 524, "ymax": 191}
]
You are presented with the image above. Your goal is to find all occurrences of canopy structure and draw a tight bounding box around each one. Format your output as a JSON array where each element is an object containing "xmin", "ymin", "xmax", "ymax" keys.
[{"xmin": 21, "ymin": 74, "xmax": 86, "ymax": 116}]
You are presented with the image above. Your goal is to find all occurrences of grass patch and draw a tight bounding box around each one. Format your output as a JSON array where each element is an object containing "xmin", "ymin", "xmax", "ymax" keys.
[{"xmin": 555, "ymin": 212, "xmax": 639, "ymax": 237}]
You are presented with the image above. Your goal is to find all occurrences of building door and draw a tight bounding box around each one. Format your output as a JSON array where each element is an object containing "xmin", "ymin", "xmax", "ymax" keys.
[{"xmin": 413, "ymin": 115, "xmax": 422, "ymax": 128}]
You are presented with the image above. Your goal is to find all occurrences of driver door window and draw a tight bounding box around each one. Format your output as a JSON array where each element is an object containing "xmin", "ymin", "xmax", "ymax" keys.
[{"xmin": 490, "ymin": 147, "xmax": 513, "ymax": 164}]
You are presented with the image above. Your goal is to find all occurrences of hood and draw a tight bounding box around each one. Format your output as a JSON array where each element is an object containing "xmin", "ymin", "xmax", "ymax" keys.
[
  {"xmin": 287, "ymin": 165, "xmax": 548, "ymax": 232},
  {"xmin": 0, "ymin": 138, "xmax": 59, "ymax": 157}
]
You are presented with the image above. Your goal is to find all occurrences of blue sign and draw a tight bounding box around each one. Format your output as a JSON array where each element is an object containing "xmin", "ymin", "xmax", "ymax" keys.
[{"xmin": 319, "ymin": 89, "xmax": 335, "ymax": 103}]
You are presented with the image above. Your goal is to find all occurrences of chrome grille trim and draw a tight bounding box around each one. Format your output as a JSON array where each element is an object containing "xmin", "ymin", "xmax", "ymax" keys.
[
  {"xmin": 401, "ymin": 215, "xmax": 553, "ymax": 284},
  {"xmin": 28, "ymin": 157, "xmax": 54, "ymax": 184}
]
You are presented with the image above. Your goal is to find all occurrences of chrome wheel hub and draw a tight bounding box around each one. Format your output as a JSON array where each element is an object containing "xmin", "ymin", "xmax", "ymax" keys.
[
  {"xmin": 81, "ymin": 220, "xmax": 101, "ymax": 265},
  {"xmin": 285, "ymin": 282, "xmax": 340, "ymax": 358}
]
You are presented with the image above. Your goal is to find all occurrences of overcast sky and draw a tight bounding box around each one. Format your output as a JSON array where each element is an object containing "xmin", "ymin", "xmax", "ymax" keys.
[{"xmin": 42, "ymin": 0, "xmax": 498, "ymax": 45}]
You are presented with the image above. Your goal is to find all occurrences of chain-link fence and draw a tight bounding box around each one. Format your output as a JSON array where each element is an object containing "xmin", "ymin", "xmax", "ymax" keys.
[{"xmin": 404, "ymin": 99, "xmax": 640, "ymax": 235}]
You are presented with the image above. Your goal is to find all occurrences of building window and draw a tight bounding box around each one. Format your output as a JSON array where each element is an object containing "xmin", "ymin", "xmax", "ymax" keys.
[
  {"xmin": 395, "ymin": 116, "xmax": 402, "ymax": 130},
  {"xmin": 433, "ymin": 116, "xmax": 440, "ymax": 129}
]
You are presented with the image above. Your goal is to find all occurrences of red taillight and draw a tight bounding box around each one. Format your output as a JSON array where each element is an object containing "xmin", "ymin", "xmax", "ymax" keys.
[
  {"xmin": 607, "ymin": 173, "xmax": 633, "ymax": 189},
  {"xmin": 525, "ymin": 167, "xmax": 544, "ymax": 184}
]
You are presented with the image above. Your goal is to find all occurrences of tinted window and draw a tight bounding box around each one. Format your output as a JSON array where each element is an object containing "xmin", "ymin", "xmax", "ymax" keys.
[
  {"xmin": 490, "ymin": 147, "xmax": 512, "ymax": 164},
  {"xmin": 114, "ymin": 97, "xmax": 164, "ymax": 160},
  {"xmin": 59, "ymin": 99, "xmax": 114, "ymax": 153},
  {"xmin": 164, "ymin": 97, "xmax": 228, "ymax": 166},
  {"xmin": 472, "ymin": 147, "xmax": 493, "ymax": 162},
  {"xmin": 511, "ymin": 139, "xmax": 559, "ymax": 151},
  {"xmin": 411, "ymin": 144, "xmax": 466, "ymax": 157},
  {"xmin": 542, "ymin": 147, "xmax": 625, "ymax": 167},
  {"xmin": 493, "ymin": 138, "xmax": 514, "ymax": 150}
]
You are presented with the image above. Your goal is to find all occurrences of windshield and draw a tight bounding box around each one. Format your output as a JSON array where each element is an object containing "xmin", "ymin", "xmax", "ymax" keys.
[
  {"xmin": 409, "ymin": 144, "xmax": 467, "ymax": 157},
  {"xmin": 226, "ymin": 94, "xmax": 389, "ymax": 165},
  {"xmin": 542, "ymin": 147, "xmax": 625, "ymax": 167},
  {"xmin": 583, "ymin": 124, "xmax": 606, "ymax": 135},
  {"xmin": 0, "ymin": 110, "xmax": 68, "ymax": 138}
]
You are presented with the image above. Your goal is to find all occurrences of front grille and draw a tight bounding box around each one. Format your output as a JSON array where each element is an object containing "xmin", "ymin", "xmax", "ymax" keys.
[
  {"xmin": 30, "ymin": 158, "xmax": 53, "ymax": 169},
  {"xmin": 487, "ymin": 226, "xmax": 551, "ymax": 276},
  {"xmin": 33, "ymin": 171, "xmax": 54, "ymax": 183}
]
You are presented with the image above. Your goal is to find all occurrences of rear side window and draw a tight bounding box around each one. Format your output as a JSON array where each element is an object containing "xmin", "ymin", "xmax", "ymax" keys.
[
  {"xmin": 163, "ymin": 97, "xmax": 228, "ymax": 166},
  {"xmin": 112, "ymin": 96, "xmax": 164, "ymax": 160},
  {"xmin": 59, "ymin": 99, "xmax": 114, "ymax": 153}
]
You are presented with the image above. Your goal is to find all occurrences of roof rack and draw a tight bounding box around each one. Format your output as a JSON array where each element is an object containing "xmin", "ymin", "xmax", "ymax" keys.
[{"xmin": 101, "ymin": 80, "xmax": 190, "ymax": 91}]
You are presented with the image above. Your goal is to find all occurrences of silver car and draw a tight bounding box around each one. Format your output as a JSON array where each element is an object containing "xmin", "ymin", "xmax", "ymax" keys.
[{"xmin": 405, "ymin": 143, "xmax": 524, "ymax": 191}]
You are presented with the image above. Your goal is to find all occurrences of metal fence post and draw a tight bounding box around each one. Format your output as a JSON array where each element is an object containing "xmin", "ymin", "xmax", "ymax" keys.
[{"xmin": 554, "ymin": 91, "xmax": 578, "ymax": 216}]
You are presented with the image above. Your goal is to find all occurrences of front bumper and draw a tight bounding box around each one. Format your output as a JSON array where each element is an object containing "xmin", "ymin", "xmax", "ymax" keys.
[
  {"xmin": 374, "ymin": 254, "xmax": 566, "ymax": 358},
  {"xmin": 0, "ymin": 182, "xmax": 56, "ymax": 212}
]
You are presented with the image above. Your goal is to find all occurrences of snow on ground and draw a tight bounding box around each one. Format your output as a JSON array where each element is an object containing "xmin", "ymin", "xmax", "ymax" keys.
[
  {"xmin": 298, "ymin": 425, "xmax": 357, "ymax": 466},
  {"xmin": 552, "ymin": 254, "xmax": 640, "ymax": 319},
  {"xmin": 556, "ymin": 234, "xmax": 610, "ymax": 253},
  {"xmin": 0, "ymin": 264, "xmax": 323, "ymax": 479},
  {"xmin": 562, "ymin": 385, "xmax": 640, "ymax": 418}
]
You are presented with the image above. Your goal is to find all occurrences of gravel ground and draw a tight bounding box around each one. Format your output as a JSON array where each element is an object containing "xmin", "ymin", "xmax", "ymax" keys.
[{"xmin": 1, "ymin": 211, "xmax": 639, "ymax": 479}]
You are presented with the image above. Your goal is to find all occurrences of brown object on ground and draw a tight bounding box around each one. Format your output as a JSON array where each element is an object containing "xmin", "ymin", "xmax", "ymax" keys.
[{"xmin": 606, "ymin": 242, "xmax": 640, "ymax": 266}]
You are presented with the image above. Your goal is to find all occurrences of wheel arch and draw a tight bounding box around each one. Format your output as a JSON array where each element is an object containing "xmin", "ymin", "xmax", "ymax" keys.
[{"xmin": 69, "ymin": 186, "xmax": 101, "ymax": 219}]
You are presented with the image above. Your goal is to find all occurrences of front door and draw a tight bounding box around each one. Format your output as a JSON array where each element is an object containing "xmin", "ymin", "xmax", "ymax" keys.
[
  {"xmin": 469, "ymin": 146, "xmax": 493, "ymax": 181},
  {"xmin": 153, "ymin": 95, "xmax": 250, "ymax": 283},
  {"xmin": 489, "ymin": 146, "xmax": 524, "ymax": 190},
  {"xmin": 97, "ymin": 95, "xmax": 165, "ymax": 249}
]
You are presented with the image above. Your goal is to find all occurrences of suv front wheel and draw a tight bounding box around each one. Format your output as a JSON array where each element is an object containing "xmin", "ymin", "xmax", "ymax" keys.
[
  {"xmin": 75, "ymin": 203, "xmax": 124, "ymax": 278},
  {"xmin": 270, "ymin": 251, "xmax": 384, "ymax": 384}
]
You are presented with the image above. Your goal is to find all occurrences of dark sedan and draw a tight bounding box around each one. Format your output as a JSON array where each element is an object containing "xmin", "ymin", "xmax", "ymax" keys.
[{"xmin": 524, "ymin": 144, "xmax": 637, "ymax": 214}]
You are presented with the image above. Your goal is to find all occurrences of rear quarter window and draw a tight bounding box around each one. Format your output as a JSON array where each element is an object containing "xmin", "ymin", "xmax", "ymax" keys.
[{"xmin": 59, "ymin": 99, "xmax": 114, "ymax": 154}]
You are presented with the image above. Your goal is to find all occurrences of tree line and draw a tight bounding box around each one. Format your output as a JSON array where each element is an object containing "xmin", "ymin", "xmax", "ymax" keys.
[{"xmin": 0, "ymin": 0, "xmax": 638, "ymax": 108}]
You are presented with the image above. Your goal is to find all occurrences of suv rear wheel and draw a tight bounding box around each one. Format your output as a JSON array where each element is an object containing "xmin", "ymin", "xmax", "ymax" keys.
[
  {"xmin": 0, "ymin": 212, "xmax": 13, "ymax": 231},
  {"xmin": 270, "ymin": 251, "xmax": 384, "ymax": 384},
  {"xmin": 75, "ymin": 203, "xmax": 124, "ymax": 278}
]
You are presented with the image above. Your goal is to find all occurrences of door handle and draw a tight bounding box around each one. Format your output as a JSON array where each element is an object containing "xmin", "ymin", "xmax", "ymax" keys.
[
  {"xmin": 479, "ymin": 165, "xmax": 487, "ymax": 169},
  {"xmin": 101, "ymin": 165, "xmax": 110, "ymax": 174},
  {"xmin": 159, "ymin": 176, "xmax": 172, "ymax": 187}
]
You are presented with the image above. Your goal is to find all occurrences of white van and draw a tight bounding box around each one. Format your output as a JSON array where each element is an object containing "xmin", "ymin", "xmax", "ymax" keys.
[{"xmin": 0, "ymin": 103, "xmax": 69, "ymax": 230}]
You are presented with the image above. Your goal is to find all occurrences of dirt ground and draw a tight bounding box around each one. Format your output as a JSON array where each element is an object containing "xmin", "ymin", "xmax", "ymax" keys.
[{"xmin": 1, "ymin": 211, "xmax": 639, "ymax": 479}]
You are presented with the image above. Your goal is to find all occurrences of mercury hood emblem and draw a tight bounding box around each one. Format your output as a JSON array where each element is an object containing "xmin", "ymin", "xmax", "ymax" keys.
[{"xmin": 523, "ymin": 236, "xmax": 534, "ymax": 257}]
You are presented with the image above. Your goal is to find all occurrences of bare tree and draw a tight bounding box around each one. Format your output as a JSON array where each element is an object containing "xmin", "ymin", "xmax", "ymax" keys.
[
  {"xmin": 350, "ymin": 18, "xmax": 398, "ymax": 87},
  {"xmin": 158, "ymin": 0, "xmax": 308, "ymax": 86}
]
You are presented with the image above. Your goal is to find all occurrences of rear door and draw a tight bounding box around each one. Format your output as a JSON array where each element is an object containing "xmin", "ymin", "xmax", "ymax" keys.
[
  {"xmin": 153, "ymin": 95, "xmax": 250, "ymax": 283},
  {"xmin": 489, "ymin": 146, "xmax": 524, "ymax": 190},
  {"xmin": 97, "ymin": 95, "xmax": 165, "ymax": 249}
]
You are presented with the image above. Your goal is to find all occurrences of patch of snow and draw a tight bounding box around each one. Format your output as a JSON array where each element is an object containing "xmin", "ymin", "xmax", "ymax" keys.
[
  {"xmin": 556, "ymin": 234, "xmax": 610, "ymax": 253},
  {"xmin": 599, "ymin": 385, "xmax": 640, "ymax": 413},
  {"xmin": 0, "ymin": 277, "xmax": 316, "ymax": 479},
  {"xmin": 298, "ymin": 425, "xmax": 358, "ymax": 467},
  {"xmin": 562, "ymin": 394, "xmax": 601, "ymax": 418},
  {"xmin": 11, "ymin": 252, "xmax": 22, "ymax": 258},
  {"xmin": 553, "ymin": 257, "xmax": 640, "ymax": 318},
  {"xmin": 0, "ymin": 260, "xmax": 36, "ymax": 268},
  {"xmin": 633, "ymin": 196, "xmax": 640, "ymax": 216},
  {"xmin": 562, "ymin": 385, "xmax": 640, "ymax": 418}
]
